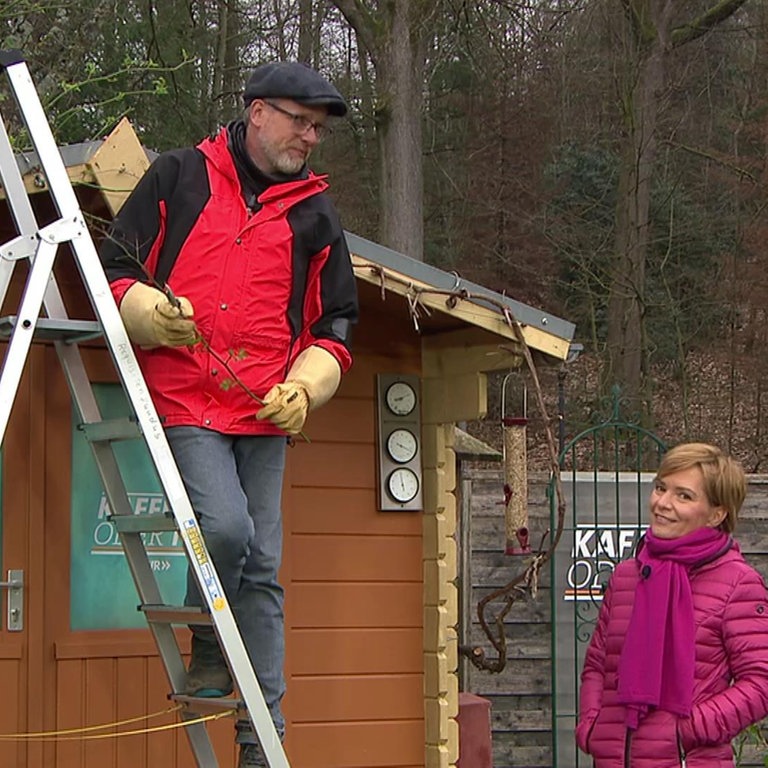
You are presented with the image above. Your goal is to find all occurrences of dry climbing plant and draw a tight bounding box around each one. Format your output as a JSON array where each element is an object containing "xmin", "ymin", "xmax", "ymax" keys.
[{"xmin": 354, "ymin": 261, "xmax": 567, "ymax": 673}]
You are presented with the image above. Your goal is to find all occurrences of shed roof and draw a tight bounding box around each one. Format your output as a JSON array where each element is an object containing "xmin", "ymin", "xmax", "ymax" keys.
[
  {"xmin": 454, "ymin": 428, "xmax": 502, "ymax": 461},
  {"xmin": 5, "ymin": 119, "xmax": 576, "ymax": 361},
  {"xmin": 347, "ymin": 233, "xmax": 574, "ymax": 360}
]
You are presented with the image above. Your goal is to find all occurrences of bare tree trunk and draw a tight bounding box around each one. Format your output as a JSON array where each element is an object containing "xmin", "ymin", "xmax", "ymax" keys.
[
  {"xmin": 331, "ymin": 0, "xmax": 439, "ymax": 262},
  {"xmin": 607, "ymin": 19, "xmax": 666, "ymax": 411},
  {"xmin": 606, "ymin": 0, "xmax": 750, "ymax": 416},
  {"xmin": 375, "ymin": 2, "xmax": 425, "ymax": 260},
  {"xmin": 297, "ymin": 0, "xmax": 312, "ymax": 63},
  {"xmin": 222, "ymin": 0, "xmax": 242, "ymax": 120},
  {"xmin": 209, "ymin": 0, "xmax": 230, "ymax": 128}
]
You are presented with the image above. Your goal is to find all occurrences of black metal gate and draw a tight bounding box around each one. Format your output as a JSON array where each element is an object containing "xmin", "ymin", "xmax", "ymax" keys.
[{"xmin": 548, "ymin": 387, "xmax": 666, "ymax": 767}]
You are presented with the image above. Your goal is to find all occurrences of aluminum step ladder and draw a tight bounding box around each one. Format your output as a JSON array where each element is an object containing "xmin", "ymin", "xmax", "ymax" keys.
[{"xmin": 0, "ymin": 50, "xmax": 289, "ymax": 768}]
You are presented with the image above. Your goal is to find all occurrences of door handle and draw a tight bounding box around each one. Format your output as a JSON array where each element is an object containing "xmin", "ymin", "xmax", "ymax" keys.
[{"xmin": 0, "ymin": 569, "xmax": 23, "ymax": 631}]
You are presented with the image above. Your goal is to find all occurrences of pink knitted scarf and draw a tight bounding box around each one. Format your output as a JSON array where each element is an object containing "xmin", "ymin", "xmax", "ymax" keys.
[{"xmin": 616, "ymin": 526, "xmax": 731, "ymax": 729}]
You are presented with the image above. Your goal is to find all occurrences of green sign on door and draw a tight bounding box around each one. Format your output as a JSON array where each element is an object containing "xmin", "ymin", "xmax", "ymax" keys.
[{"xmin": 70, "ymin": 384, "xmax": 187, "ymax": 629}]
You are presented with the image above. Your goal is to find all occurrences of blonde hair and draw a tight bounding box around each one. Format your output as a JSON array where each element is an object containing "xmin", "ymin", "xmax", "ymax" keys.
[{"xmin": 657, "ymin": 442, "xmax": 746, "ymax": 533}]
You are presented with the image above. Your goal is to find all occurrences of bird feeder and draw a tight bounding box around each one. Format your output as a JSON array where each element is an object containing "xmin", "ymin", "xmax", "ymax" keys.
[{"xmin": 501, "ymin": 373, "xmax": 531, "ymax": 555}]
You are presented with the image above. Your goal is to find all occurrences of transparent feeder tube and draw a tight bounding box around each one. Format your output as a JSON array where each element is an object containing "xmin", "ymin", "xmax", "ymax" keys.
[{"xmin": 503, "ymin": 416, "xmax": 531, "ymax": 554}]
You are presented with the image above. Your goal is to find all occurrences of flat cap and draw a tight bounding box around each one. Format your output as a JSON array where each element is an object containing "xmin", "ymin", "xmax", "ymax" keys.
[{"xmin": 244, "ymin": 61, "xmax": 347, "ymax": 117}]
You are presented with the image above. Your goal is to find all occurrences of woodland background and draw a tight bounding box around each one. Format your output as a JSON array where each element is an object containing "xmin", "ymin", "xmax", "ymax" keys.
[{"xmin": 3, "ymin": 0, "xmax": 768, "ymax": 468}]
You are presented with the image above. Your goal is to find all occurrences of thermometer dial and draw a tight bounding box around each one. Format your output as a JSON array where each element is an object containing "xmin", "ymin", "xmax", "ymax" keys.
[{"xmin": 387, "ymin": 467, "xmax": 420, "ymax": 503}]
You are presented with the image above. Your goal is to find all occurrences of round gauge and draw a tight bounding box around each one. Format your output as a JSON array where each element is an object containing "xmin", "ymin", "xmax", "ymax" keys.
[
  {"xmin": 387, "ymin": 467, "xmax": 420, "ymax": 503},
  {"xmin": 386, "ymin": 428, "xmax": 418, "ymax": 463},
  {"xmin": 385, "ymin": 381, "xmax": 417, "ymax": 416}
]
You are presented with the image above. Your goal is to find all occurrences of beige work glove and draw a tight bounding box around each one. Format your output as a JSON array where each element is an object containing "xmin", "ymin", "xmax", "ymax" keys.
[
  {"xmin": 119, "ymin": 282, "xmax": 197, "ymax": 348},
  {"xmin": 257, "ymin": 346, "xmax": 342, "ymax": 434}
]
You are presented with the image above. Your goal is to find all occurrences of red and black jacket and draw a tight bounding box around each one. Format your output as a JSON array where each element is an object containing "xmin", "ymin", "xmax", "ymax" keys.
[{"xmin": 99, "ymin": 126, "xmax": 358, "ymax": 434}]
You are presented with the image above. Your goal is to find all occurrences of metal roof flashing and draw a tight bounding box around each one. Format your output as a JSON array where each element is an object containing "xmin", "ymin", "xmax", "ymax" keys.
[
  {"xmin": 13, "ymin": 139, "xmax": 102, "ymax": 175},
  {"xmin": 345, "ymin": 232, "xmax": 576, "ymax": 356}
]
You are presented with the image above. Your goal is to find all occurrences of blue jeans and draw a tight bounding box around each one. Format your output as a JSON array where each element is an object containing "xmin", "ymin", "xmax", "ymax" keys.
[{"xmin": 166, "ymin": 427, "xmax": 287, "ymax": 744}]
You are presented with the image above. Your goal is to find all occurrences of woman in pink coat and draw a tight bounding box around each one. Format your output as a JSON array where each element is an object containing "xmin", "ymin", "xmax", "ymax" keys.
[{"xmin": 576, "ymin": 442, "xmax": 768, "ymax": 767}]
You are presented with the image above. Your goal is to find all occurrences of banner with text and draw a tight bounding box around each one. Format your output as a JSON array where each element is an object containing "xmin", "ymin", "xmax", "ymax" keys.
[{"xmin": 70, "ymin": 384, "xmax": 187, "ymax": 630}]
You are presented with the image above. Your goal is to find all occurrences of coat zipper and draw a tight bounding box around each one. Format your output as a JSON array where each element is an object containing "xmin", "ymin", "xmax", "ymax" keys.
[{"xmin": 624, "ymin": 728, "xmax": 686, "ymax": 767}]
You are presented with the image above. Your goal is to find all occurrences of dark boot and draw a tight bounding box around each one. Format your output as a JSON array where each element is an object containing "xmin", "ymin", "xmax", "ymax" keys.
[
  {"xmin": 183, "ymin": 633, "xmax": 233, "ymax": 697},
  {"xmin": 238, "ymin": 743, "xmax": 266, "ymax": 767}
]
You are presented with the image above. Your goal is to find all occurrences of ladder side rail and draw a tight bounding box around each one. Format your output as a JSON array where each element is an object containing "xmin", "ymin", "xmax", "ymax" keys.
[
  {"xmin": 0, "ymin": 55, "xmax": 225, "ymax": 768},
  {"xmin": 0, "ymin": 53, "xmax": 222, "ymax": 642},
  {"xmin": 0, "ymin": 237, "xmax": 58, "ymax": 441},
  {"xmin": 0, "ymin": 143, "xmax": 219, "ymax": 764},
  {"xmin": 0, "ymin": 89, "xmax": 199, "ymax": 689},
  {"xmin": 0, "ymin": 93, "xmax": 178, "ymax": 625},
  {"xmin": 2, "ymin": 57, "xmax": 87, "ymax": 233},
  {"xmin": 0, "ymin": 109, "xmax": 91, "ymax": 328},
  {"xmin": 0, "ymin": 82, "xmax": 221, "ymax": 761},
  {"xmin": 0, "ymin": 99, "xmax": 83, "ymax": 386},
  {"xmin": 1, "ymin": 53, "xmax": 289, "ymax": 768},
  {"xmin": 0, "ymin": 74, "xmax": 107, "ymax": 433},
  {"xmin": 0, "ymin": 108, "xmax": 65, "ymax": 315},
  {"xmin": 0, "ymin": 55, "xmax": 89, "ymax": 333},
  {"xmin": 0, "ymin": 114, "xmax": 27, "ymax": 305}
]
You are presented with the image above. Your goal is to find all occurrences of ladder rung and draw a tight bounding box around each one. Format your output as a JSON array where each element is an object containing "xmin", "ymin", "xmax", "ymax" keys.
[
  {"xmin": 170, "ymin": 693, "xmax": 244, "ymax": 715},
  {"xmin": 139, "ymin": 604, "xmax": 212, "ymax": 626},
  {"xmin": 110, "ymin": 514, "xmax": 177, "ymax": 533},
  {"xmin": 0, "ymin": 315, "xmax": 102, "ymax": 342},
  {"xmin": 78, "ymin": 418, "xmax": 142, "ymax": 442}
]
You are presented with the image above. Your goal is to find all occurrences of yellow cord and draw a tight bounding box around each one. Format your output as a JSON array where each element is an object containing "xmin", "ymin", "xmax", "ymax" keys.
[
  {"xmin": 0, "ymin": 705, "xmax": 234, "ymax": 741},
  {"xmin": 0, "ymin": 705, "xmax": 183, "ymax": 739}
]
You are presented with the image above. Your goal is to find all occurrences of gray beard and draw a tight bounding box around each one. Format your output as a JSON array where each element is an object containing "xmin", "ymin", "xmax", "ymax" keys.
[{"xmin": 261, "ymin": 141, "xmax": 305, "ymax": 175}]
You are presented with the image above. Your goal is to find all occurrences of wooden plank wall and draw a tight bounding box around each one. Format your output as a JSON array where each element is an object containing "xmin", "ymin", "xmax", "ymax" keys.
[
  {"xmin": 461, "ymin": 467, "xmax": 553, "ymax": 768},
  {"xmin": 51, "ymin": 642, "xmax": 236, "ymax": 767},
  {"xmin": 0, "ymin": 652, "xmax": 24, "ymax": 768},
  {"xmin": 282, "ymin": 330, "xmax": 426, "ymax": 767},
  {"xmin": 462, "ymin": 465, "xmax": 768, "ymax": 768}
]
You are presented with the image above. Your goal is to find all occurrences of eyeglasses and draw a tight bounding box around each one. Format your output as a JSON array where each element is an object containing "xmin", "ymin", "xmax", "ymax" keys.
[{"xmin": 263, "ymin": 100, "xmax": 331, "ymax": 141}]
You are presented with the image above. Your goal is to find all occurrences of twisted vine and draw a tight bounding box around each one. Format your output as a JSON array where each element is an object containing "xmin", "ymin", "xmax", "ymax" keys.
[{"xmin": 353, "ymin": 261, "xmax": 567, "ymax": 673}]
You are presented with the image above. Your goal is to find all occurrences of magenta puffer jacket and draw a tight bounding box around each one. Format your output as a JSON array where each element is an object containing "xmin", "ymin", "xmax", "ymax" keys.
[{"xmin": 576, "ymin": 542, "xmax": 768, "ymax": 767}]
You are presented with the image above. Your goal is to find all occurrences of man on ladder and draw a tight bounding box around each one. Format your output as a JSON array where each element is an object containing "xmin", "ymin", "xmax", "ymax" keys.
[{"xmin": 99, "ymin": 61, "xmax": 358, "ymax": 767}]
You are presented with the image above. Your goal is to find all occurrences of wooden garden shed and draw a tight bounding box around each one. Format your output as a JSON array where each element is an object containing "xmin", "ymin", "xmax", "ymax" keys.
[{"xmin": 0, "ymin": 119, "xmax": 575, "ymax": 768}]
